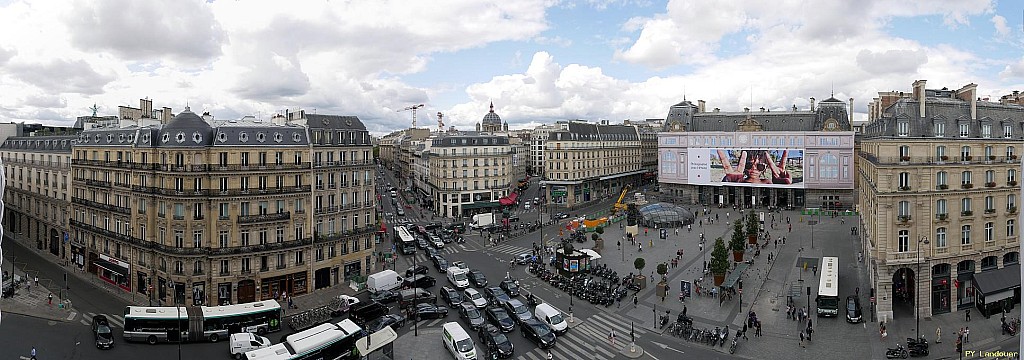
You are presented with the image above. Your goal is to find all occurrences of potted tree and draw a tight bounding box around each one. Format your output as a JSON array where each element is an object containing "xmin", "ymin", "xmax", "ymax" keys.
[
  {"xmin": 731, "ymin": 219, "xmax": 746, "ymax": 262},
  {"xmin": 634, "ymin": 257, "xmax": 647, "ymax": 290},
  {"xmin": 745, "ymin": 211, "xmax": 759, "ymax": 244},
  {"xmin": 655, "ymin": 263, "xmax": 669, "ymax": 300},
  {"xmin": 710, "ymin": 237, "xmax": 729, "ymax": 286}
]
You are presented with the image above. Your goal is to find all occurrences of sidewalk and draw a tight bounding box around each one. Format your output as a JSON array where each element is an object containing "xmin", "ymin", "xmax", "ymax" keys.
[{"xmin": 0, "ymin": 257, "xmax": 72, "ymax": 322}]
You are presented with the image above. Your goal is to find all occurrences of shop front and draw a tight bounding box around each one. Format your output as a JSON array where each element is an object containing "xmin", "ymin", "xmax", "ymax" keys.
[
  {"xmin": 136, "ymin": 271, "xmax": 148, "ymax": 297},
  {"xmin": 931, "ymin": 263, "xmax": 951, "ymax": 315},
  {"xmin": 972, "ymin": 264, "xmax": 1021, "ymax": 317},
  {"xmin": 192, "ymin": 282, "xmax": 206, "ymax": 306},
  {"xmin": 70, "ymin": 244, "xmax": 85, "ymax": 270},
  {"xmin": 91, "ymin": 253, "xmax": 130, "ymax": 292},
  {"xmin": 259, "ymin": 271, "xmax": 308, "ymax": 300},
  {"xmin": 956, "ymin": 260, "xmax": 976, "ymax": 310},
  {"xmin": 344, "ymin": 261, "xmax": 362, "ymax": 282},
  {"xmin": 237, "ymin": 279, "xmax": 256, "ymax": 303},
  {"xmin": 314, "ymin": 267, "xmax": 331, "ymax": 290}
]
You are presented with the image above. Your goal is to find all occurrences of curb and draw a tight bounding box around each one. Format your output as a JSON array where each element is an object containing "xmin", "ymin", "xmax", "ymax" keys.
[{"xmin": 0, "ymin": 305, "xmax": 71, "ymax": 323}]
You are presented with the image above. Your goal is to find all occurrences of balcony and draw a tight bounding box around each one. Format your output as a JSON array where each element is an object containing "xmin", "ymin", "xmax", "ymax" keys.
[
  {"xmin": 897, "ymin": 186, "xmax": 911, "ymax": 192},
  {"xmin": 937, "ymin": 184, "xmax": 949, "ymax": 190},
  {"xmin": 209, "ymin": 238, "xmax": 309, "ymax": 256},
  {"xmin": 77, "ymin": 178, "xmax": 112, "ymax": 188},
  {"xmin": 985, "ymin": 208, "xmax": 997, "ymax": 214},
  {"xmin": 1009, "ymin": 207, "xmax": 1018, "ymax": 215},
  {"xmin": 897, "ymin": 215, "xmax": 912, "ymax": 223},
  {"xmin": 986, "ymin": 182, "xmax": 997, "ymax": 188},
  {"xmin": 961, "ymin": 183, "xmax": 974, "ymax": 189},
  {"xmin": 934, "ymin": 213, "xmax": 948, "ymax": 221},
  {"xmin": 71, "ymin": 197, "xmax": 131, "ymax": 215},
  {"xmin": 1009, "ymin": 180, "xmax": 1018, "ymax": 187},
  {"xmin": 961, "ymin": 210, "xmax": 974, "ymax": 217},
  {"xmin": 238, "ymin": 211, "xmax": 291, "ymax": 224},
  {"xmin": 886, "ymin": 252, "xmax": 926, "ymax": 266}
]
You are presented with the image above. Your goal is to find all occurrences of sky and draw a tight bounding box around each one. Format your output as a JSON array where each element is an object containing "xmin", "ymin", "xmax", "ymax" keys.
[{"xmin": 0, "ymin": 0, "xmax": 1021, "ymax": 136}]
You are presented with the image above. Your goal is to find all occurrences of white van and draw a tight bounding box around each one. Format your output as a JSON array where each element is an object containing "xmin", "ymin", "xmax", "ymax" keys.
[
  {"xmin": 442, "ymin": 322, "xmax": 478, "ymax": 360},
  {"xmin": 367, "ymin": 270, "xmax": 403, "ymax": 294},
  {"xmin": 534, "ymin": 303, "xmax": 567, "ymax": 335},
  {"xmin": 229, "ymin": 333, "xmax": 271, "ymax": 359},
  {"xmin": 447, "ymin": 267, "xmax": 470, "ymax": 289}
]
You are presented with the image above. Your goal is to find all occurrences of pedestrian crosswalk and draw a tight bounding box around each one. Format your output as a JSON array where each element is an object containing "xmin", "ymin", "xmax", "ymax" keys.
[
  {"xmin": 80, "ymin": 312, "xmax": 125, "ymax": 328},
  {"xmin": 487, "ymin": 243, "xmax": 532, "ymax": 256},
  {"xmin": 401, "ymin": 246, "xmax": 463, "ymax": 265},
  {"xmin": 517, "ymin": 311, "xmax": 648, "ymax": 360}
]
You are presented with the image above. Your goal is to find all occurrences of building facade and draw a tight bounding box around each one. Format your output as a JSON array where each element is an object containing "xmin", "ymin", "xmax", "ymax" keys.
[
  {"xmin": 531, "ymin": 124, "xmax": 559, "ymax": 179},
  {"xmin": 427, "ymin": 133, "xmax": 513, "ymax": 219},
  {"xmin": 859, "ymin": 80, "xmax": 1022, "ymax": 322},
  {"xmin": 659, "ymin": 98, "xmax": 857, "ymax": 209},
  {"xmin": 541, "ymin": 121, "xmax": 643, "ymax": 208},
  {"xmin": 63, "ymin": 107, "xmax": 374, "ymax": 306}
]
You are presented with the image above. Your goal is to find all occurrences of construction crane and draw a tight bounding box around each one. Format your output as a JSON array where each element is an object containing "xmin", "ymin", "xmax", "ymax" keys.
[
  {"xmin": 436, "ymin": 112, "xmax": 444, "ymax": 131},
  {"xmin": 398, "ymin": 104, "xmax": 424, "ymax": 128},
  {"xmin": 610, "ymin": 184, "xmax": 633, "ymax": 215}
]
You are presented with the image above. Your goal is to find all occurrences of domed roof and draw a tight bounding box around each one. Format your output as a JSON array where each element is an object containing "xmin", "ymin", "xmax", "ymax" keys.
[
  {"xmin": 165, "ymin": 107, "xmax": 212, "ymax": 131},
  {"xmin": 481, "ymin": 102, "xmax": 502, "ymax": 125},
  {"xmin": 159, "ymin": 107, "xmax": 214, "ymax": 147}
]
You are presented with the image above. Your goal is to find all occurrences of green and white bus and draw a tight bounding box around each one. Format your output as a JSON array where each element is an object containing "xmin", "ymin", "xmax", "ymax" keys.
[
  {"xmin": 245, "ymin": 319, "xmax": 366, "ymax": 360},
  {"xmin": 124, "ymin": 300, "xmax": 283, "ymax": 344}
]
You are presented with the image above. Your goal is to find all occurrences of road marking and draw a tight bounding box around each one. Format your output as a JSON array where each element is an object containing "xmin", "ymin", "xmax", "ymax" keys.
[
  {"xmin": 80, "ymin": 319, "xmax": 89, "ymax": 326},
  {"xmin": 650, "ymin": 340, "xmax": 685, "ymax": 354},
  {"xmin": 66, "ymin": 311, "xmax": 77, "ymax": 321}
]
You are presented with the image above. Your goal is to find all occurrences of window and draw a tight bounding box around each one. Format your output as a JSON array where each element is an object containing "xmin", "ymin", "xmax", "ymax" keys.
[
  {"xmin": 219, "ymin": 203, "xmax": 229, "ymax": 219},
  {"xmin": 1008, "ymin": 146, "xmax": 1016, "ymax": 159},
  {"xmin": 1008, "ymin": 169, "xmax": 1017, "ymax": 183},
  {"xmin": 174, "ymin": 230, "xmax": 184, "ymax": 248},
  {"xmin": 961, "ymin": 198, "xmax": 972, "ymax": 213},
  {"xmin": 936, "ymin": 199, "xmax": 947, "ymax": 216},
  {"xmin": 295, "ymin": 251, "xmax": 304, "ymax": 265},
  {"xmin": 174, "ymin": 261, "xmax": 184, "ymax": 275},
  {"xmin": 985, "ymin": 222, "xmax": 994, "ymax": 242},
  {"xmin": 241, "ymin": 231, "xmax": 250, "ymax": 247},
  {"xmin": 897, "ymin": 230, "xmax": 909, "ymax": 252},
  {"xmin": 961, "ymin": 171, "xmax": 972, "ymax": 185},
  {"xmin": 219, "ymin": 231, "xmax": 229, "ymax": 248},
  {"xmin": 193, "ymin": 261, "xmax": 203, "ymax": 275},
  {"xmin": 220, "ymin": 260, "xmax": 229, "ymax": 275},
  {"xmin": 1008, "ymin": 194, "xmax": 1017, "ymax": 210},
  {"xmin": 241, "ymin": 258, "xmax": 251, "ymax": 273},
  {"xmin": 986, "ymin": 170, "xmax": 996, "ymax": 184},
  {"xmin": 897, "ymin": 122, "xmax": 909, "ymax": 137},
  {"xmin": 961, "ymin": 146, "xmax": 971, "ymax": 159},
  {"xmin": 898, "ymin": 172, "xmax": 910, "ymax": 189},
  {"xmin": 936, "ymin": 171, "xmax": 947, "ymax": 188},
  {"xmin": 277, "ymin": 253, "xmax": 286, "ymax": 269},
  {"xmin": 985, "ymin": 196, "xmax": 995, "ymax": 211},
  {"xmin": 982, "ymin": 124, "xmax": 992, "ymax": 138},
  {"xmin": 936, "ymin": 145, "xmax": 946, "ymax": 159},
  {"xmin": 934, "ymin": 122, "xmax": 945, "ymax": 137},
  {"xmin": 898, "ymin": 201, "xmax": 910, "ymax": 217},
  {"xmin": 961, "ymin": 225, "xmax": 971, "ymax": 245},
  {"xmin": 898, "ymin": 146, "xmax": 910, "ymax": 158},
  {"xmin": 959, "ymin": 123, "xmax": 969, "ymax": 137},
  {"xmin": 193, "ymin": 230, "xmax": 203, "ymax": 248},
  {"xmin": 935, "ymin": 227, "xmax": 947, "ymax": 248},
  {"xmin": 1008, "ymin": 220, "xmax": 1016, "ymax": 237}
]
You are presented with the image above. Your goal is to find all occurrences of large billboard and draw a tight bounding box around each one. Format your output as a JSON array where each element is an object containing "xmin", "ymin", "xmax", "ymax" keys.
[{"xmin": 688, "ymin": 149, "xmax": 804, "ymax": 188}]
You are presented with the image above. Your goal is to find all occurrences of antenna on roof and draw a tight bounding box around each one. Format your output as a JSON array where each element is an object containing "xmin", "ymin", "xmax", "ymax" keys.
[{"xmin": 682, "ymin": 84, "xmax": 686, "ymax": 101}]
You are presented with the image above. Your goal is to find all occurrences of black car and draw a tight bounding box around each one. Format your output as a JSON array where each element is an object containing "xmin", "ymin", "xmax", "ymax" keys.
[
  {"xmin": 426, "ymin": 247, "xmax": 441, "ymax": 259},
  {"xmin": 370, "ymin": 289, "xmax": 401, "ymax": 304},
  {"xmin": 432, "ymin": 255, "xmax": 449, "ymax": 272},
  {"xmin": 468, "ymin": 270, "xmax": 488, "ymax": 288},
  {"xmin": 478, "ymin": 324, "xmax": 515, "ymax": 358},
  {"xmin": 405, "ymin": 265, "xmax": 429, "ymax": 278},
  {"xmin": 440, "ymin": 286, "xmax": 464, "ymax": 307},
  {"xmin": 484, "ymin": 287, "xmax": 511, "ymax": 306},
  {"xmin": 416, "ymin": 238, "xmax": 429, "ymax": 249},
  {"xmin": 92, "ymin": 314, "xmax": 114, "ymax": 349},
  {"xmin": 366, "ymin": 314, "xmax": 407, "ymax": 332},
  {"xmin": 403, "ymin": 274, "xmax": 437, "ymax": 289},
  {"xmin": 499, "ymin": 279, "xmax": 520, "ymax": 297},
  {"xmin": 413, "ymin": 303, "xmax": 449, "ymax": 320},
  {"xmin": 521, "ymin": 318, "xmax": 556, "ymax": 349},
  {"xmin": 398, "ymin": 288, "xmax": 437, "ymax": 309},
  {"xmin": 502, "ymin": 299, "xmax": 532, "ymax": 324},
  {"xmin": 846, "ymin": 295, "xmax": 863, "ymax": 323},
  {"xmin": 446, "ymin": 223, "xmax": 466, "ymax": 234},
  {"xmin": 484, "ymin": 306, "xmax": 516, "ymax": 332},
  {"xmin": 458, "ymin": 302, "xmax": 486, "ymax": 330},
  {"xmin": 554, "ymin": 212, "xmax": 570, "ymax": 219}
]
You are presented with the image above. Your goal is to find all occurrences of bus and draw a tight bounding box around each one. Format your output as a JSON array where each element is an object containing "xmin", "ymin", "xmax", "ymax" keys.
[
  {"xmin": 245, "ymin": 319, "xmax": 366, "ymax": 360},
  {"xmin": 123, "ymin": 300, "xmax": 282, "ymax": 344},
  {"xmin": 815, "ymin": 256, "xmax": 840, "ymax": 317},
  {"xmin": 395, "ymin": 226, "xmax": 416, "ymax": 255}
]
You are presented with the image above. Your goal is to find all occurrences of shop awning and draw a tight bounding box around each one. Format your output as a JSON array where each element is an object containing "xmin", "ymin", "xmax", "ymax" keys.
[
  {"xmin": 499, "ymin": 192, "xmax": 519, "ymax": 206},
  {"xmin": 462, "ymin": 201, "xmax": 501, "ymax": 210},
  {"xmin": 720, "ymin": 263, "xmax": 749, "ymax": 290},
  {"xmin": 973, "ymin": 264, "xmax": 1020, "ymax": 300},
  {"xmin": 93, "ymin": 259, "xmax": 129, "ymax": 277}
]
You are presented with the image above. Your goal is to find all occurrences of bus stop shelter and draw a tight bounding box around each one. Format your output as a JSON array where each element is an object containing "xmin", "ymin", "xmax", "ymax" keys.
[{"xmin": 720, "ymin": 263, "xmax": 749, "ymax": 290}]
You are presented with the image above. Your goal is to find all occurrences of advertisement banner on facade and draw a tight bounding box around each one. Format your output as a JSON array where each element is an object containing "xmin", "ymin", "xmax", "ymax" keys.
[{"xmin": 688, "ymin": 148, "xmax": 805, "ymax": 188}]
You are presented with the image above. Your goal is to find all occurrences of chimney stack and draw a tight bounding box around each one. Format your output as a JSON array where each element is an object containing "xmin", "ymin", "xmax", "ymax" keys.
[
  {"xmin": 809, "ymin": 97, "xmax": 815, "ymax": 111},
  {"xmin": 744, "ymin": 107, "xmax": 750, "ymax": 112},
  {"xmin": 912, "ymin": 80, "xmax": 927, "ymax": 117},
  {"xmin": 956, "ymin": 83, "xmax": 978, "ymax": 120},
  {"xmin": 849, "ymin": 98, "xmax": 854, "ymax": 123},
  {"xmin": 714, "ymin": 108, "xmax": 720, "ymax": 113},
  {"xmin": 697, "ymin": 100, "xmax": 706, "ymax": 113},
  {"xmin": 140, "ymin": 98, "xmax": 153, "ymax": 119}
]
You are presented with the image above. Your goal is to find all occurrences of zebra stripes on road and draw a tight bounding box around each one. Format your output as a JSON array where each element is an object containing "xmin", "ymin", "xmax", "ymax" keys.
[
  {"xmin": 485, "ymin": 243, "xmax": 532, "ymax": 256},
  {"xmin": 401, "ymin": 247, "xmax": 463, "ymax": 266},
  {"xmin": 517, "ymin": 311, "xmax": 647, "ymax": 360},
  {"xmin": 80, "ymin": 312, "xmax": 125, "ymax": 328}
]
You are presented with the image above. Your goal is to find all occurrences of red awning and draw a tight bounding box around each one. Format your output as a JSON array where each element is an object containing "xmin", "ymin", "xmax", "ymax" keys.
[{"xmin": 499, "ymin": 192, "xmax": 519, "ymax": 206}]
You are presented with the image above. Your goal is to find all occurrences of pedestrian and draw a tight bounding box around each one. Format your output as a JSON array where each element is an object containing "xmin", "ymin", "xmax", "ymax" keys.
[
  {"xmin": 34, "ymin": 276, "xmax": 38, "ymax": 288},
  {"xmin": 682, "ymin": 305, "xmax": 687, "ymax": 317},
  {"xmin": 742, "ymin": 322, "xmax": 748, "ymax": 339},
  {"xmin": 880, "ymin": 322, "xmax": 887, "ymax": 341},
  {"xmin": 756, "ymin": 320, "xmax": 762, "ymax": 337},
  {"xmin": 935, "ymin": 326, "xmax": 941, "ymax": 344},
  {"xmin": 966, "ymin": 309, "xmax": 971, "ymax": 321},
  {"xmin": 799, "ymin": 330, "xmax": 805, "ymax": 347},
  {"xmin": 547, "ymin": 351, "xmax": 553, "ymax": 360},
  {"xmin": 633, "ymin": 295, "xmax": 638, "ymax": 308},
  {"xmin": 30, "ymin": 347, "xmax": 36, "ymax": 360},
  {"xmin": 964, "ymin": 327, "xmax": 969, "ymax": 343},
  {"xmin": 47, "ymin": 293, "xmax": 53, "ymax": 306},
  {"xmin": 638, "ymin": 244, "xmax": 642, "ymax": 252},
  {"xmin": 609, "ymin": 329, "xmax": 616, "ymax": 346}
]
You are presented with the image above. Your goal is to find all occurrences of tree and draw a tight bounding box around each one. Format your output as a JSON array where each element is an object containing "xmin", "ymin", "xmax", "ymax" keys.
[
  {"xmin": 730, "ymin": 219, "xmax": 746, "ymax": 253},
  {"xmin": 634, "ymin": 257, "xmax": 646, "ymax": 274},
  {"xmin": 592, "ymin": 233, "xmax": 600, "ymax": 241},
  {"xmin": 710, "ymin": 237, "xmax": 729, "ymax": 276},
  {"xmin": 656, "ymin": 263, "xmax": 668, "ymax": 283},
  {"xmin": 596, "ymin": 226, "xmax": 605, "ymax": 235},
  {"xmin": 745, "ymin": 211, "xmax": 759, "ymax": 238}
]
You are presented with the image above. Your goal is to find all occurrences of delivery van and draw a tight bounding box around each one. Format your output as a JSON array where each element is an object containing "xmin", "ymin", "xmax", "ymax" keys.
[
  {"xmin": 229, "ymin": 333, "xmax": 271, "ymax": 359},
  {"xmin": 367, "ymin": 270, "xmax": 403, "ymax": 294},
  {"xmin": 442, "ymin": 322, "xmax": 478, "ymax": 360}
]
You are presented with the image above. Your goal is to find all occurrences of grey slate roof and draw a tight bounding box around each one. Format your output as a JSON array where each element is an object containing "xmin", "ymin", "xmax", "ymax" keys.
[
  {"xmin": 1, "ymin": 135, "xmax": 77, "ymax": 153},
  {"xmin": 863, "ymin": 96, "xmax": 1024, "ymax": 138},
  {"xmin": 662, "ymin": 98, "xmax": 852, "ymax": 132},
  {"xmin": 304, "ymin": 114, "xmax": 371, "ymax": 146},
  {"xmin": 972, "ymin": 264, "xmax": 1020, "ymax": 295},
  {"xmin": 431, "ymin": 133, "xmax": 509, "ymax": 147},
  {"xmin": 546, "ymin": 122, "xmax": 639, "ymax": 141}
]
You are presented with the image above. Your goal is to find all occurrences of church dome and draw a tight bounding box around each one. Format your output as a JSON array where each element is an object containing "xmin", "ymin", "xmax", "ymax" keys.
[{"xmin": 481, "ymin": 102, "xmax": 502, "ymax": 126}]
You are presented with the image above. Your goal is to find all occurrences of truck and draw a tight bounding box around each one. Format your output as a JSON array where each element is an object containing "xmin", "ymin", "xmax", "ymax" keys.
[
  {"xmin": 446, "ymin": 266, "xmax": 470, "ymax": 289},
  {"xmin": 469, "ymin": 213, "xmax": 494, "ymax": 230},
  {"xmin": 366, "ymin": 270, "xmax": 403, "ymax": 294}
]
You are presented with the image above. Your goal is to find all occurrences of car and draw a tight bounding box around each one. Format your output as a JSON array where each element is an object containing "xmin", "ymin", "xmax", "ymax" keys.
[
  {"xmin": 416, "ymin": 238, "xmax": 429, "ymax": 249},
  {"xmin": 499, "ymin": 279, "xmax": 521, "ymax": 297},
  {"xmin": 450, "ymin": 261, "xmax": 468, "ymax": 270},
  {"xmin": 468, "ymin": 270, "xmax": 488, "ymax": 288},
  {"xmin": 846, "ymin": 295, "xmax": 863, "ymax": 323},
  {"xmin": 403, "ymin": 274, "xmax": 437, "ymax": 289},
  {"xmin": 464, "ymin": 288, "xmax": 488, "ymax": 309},
  {"xmin": 366, "ymin": 314, "xmax": 407, "ymax": 332},
  {"xmin": 514, "ymin": 254, "xmax": 532, "ymax": 265},
  {"xmin": 478, "ymin": 324, "xmax": 515, "ymax": 359},
  {"xmin": 396, "ymin": 208, "xmax": 406, "ymax": 216},
  {"xmin": 398, "ymin": 288, "xmax": 437, "ymax": 309},
  {"xmin": 457, "ymin": 302, "xmax": 486, "ymax": 330},
  {"xmin": 445, "ymin": 223, "xmax": 466, "ymax": 234},
  {"xmin": 554, "ymin": 212, "xmax": 570, "ymax": 219},
  {"xmin": 509, "ymin": 216, "xmax": 521, "ymax": 222},
  {"xmin": 414, "ymin": 303, "xmax": 449, "ymax": 320},
  {"xmin": 433, "ymin": 255, "xmax": 449, "ymax": 272},
  {"xmin": 406, "ymin": 265, "xmax": 430, "ymax": 278},
  {"xmin": 502, "ymin": 299, "xmax": 532, "ymax": 324},
  {"xmin": 484, "ymin": 287, "xmax": 511, "ymax": 306},
  {"xmin": 430, "ymin": 236, "xmax": 445, "ymax": 248},
  {"xmin": 370, "ymin": 289, "xmax": 401, "ymax": 304},
  {"xmin": 520, "ymin": 318, "xmax": 556, "ymax": 349},
  {"xmin": 440, "ymin": 286, "xmax": 465, "ymax": 307},
  {"xmin": 329, "ymin": 294, "xmax": 361, "ymax": 316},
  {"xmin": 484, "ymin": 306, "xmax": 516, "ymax": 332},
  {"xmin": 440, "ymin": 232, "xmax": 454, "ymax": 243},
  {"xmin": 426, "ymin": 247, "xmax": 441, "ymax": 259},
  {"xmin": 92, "ymin": 314, "xmax": 114, "ymax": 349},
  {"xmin": 524, "ymin": 203, "xmax": 532, "ymax": 210}
]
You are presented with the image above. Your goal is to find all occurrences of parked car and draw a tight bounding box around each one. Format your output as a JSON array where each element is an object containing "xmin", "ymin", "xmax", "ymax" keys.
[
  {"xmin": 554, "ymin": 213, "xmax": 570, "ymax": 219},
  {"xmin": 406, "ymin": 265, "xmax": 430, "ymax": 278},
  {"xmin": 478, "ymin": 323, "xmax": 515, "ymax": 359},
  {"xmin": 458, "ymin": 302, "xmax": 486, "ymax": 330},
  {"xmin": 366, "ymin": 314, "xmax": 407, "ymax": 332},
  {"xmin": 414, "ymin": 303, "xmax": 449, "ymax": 320},
  {"xmin": 92, "ymin": 314, "xmax": 114, "ymax": 349},
  {"xmin": 484, "ymin": 306, "xmax": 516, "ymax": 332},
  {"xmin": 846, "ymin": 295, "xmax": 863, "ymax": 323},
  {"xmin": 432, "ymin": 256, "xmax": 449, "ymax": 272},
  {"xmin": 370, "ymin": 289, "xmax": 401, "ymax": 305},
  {"xmin": 468, "ymin": 270, "xmax": 488, "ymax": 288},
  {"xmin": 520, "ymin": 318, "xmax": 556, "ymax": 349},
  {"xmin": 502, "ymin": 299, "xmax": 532, "ymax": 324},
  {"xmin": 464, "ymin": 288, "xmax": 488, "ymax": 309},
  {"xmin": 440, "ymin": 286, "xmax": 465, "ymax": 307},
  {"xmin": 484, "ymin": 287, "xmax": 511, "ymax": 306},
  {"xmin": 499, "ymin": 279, "xmax": 521, "ymax": 297}
]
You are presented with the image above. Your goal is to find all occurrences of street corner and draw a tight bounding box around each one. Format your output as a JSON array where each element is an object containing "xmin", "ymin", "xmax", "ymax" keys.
[{"xmin": 619, "ymin": 343, "xmax": 645, "ymax": 359}]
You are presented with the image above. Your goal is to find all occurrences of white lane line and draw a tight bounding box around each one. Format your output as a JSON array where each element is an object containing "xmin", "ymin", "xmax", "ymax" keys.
[{"xmin": 66, "ymin": 311, "xmax": 77, "ymax": 321}]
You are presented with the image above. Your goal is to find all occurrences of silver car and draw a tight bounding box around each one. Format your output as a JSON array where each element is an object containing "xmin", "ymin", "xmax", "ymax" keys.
[{"xmin": 464, "ymin": 288, "xmax": 488, "ymax": 309}]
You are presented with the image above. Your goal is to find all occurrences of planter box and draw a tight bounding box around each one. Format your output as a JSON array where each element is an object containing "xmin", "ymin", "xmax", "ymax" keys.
[
  {"xmin": 748, "ymin": 234, "xmax": 757, "ymax": 245},
  {"xmin": 733, "ymin": 250, "xmax": 744, "ymax": 262},
  {"xmin": 713, "ymin": 273, "xmax": 725, "ymax": 286},
  {"xmin": 634, "ymin": 275, "xmax": 647, "ymax": 290}
]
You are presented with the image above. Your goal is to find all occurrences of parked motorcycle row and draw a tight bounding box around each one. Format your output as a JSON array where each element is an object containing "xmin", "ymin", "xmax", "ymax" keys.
[
  {"xmin": 527, "ymin": 262, "xmax": 629, "ymax": 307},
  {"xmin": 1002, "ymin": 316, "xmax": 1020, "ymax": 336},
  {"xmin": 885, "ymin": 336, "xmax": 929, "ymax": 359},
  {"xmin": 665, "ymin": 314, "xmax": 730, "ymax": 349}
]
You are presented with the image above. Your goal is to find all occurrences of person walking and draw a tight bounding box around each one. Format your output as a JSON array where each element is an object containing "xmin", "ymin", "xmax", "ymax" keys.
[
  {"xmin": 966, "ymin": 309, "xmax": 971, "ymax": 322},
  {"xmin": 47, "ymin": 293, "xmax": 53, "ymax": 306},
  {"xmin": 30, "ymin": 347, "xmax": 36, "ymax": 360},
  {"xmin": 935, "ymin": 326, "xmax": 941, "ymax": 344},
  {"xmin": 609, "ymin": 329, "xmax": 617, "ymax": 346},
  {"xmin": 756, "ymin": 320, "xmax": 762, "ymax": 337},
  {"xmin": 880, "ymin": 322, "xmax": 887, "ymax": 341},
  {"xmin": 633, "ymin": 295, "xmax": 638, "ymax": 308},
  {"xmin": 964, "ymin": 327, "xmax": 969, "ymax": 343},
  {"xmin": 799, "ymin": 330, "xmax": 805, "ymax": 348}
]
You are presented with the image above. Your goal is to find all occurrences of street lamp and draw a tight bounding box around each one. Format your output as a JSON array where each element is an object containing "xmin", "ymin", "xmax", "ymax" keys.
[{"xmin": 916, "ymin": 236, "xmax": 929, "ymax": 341}]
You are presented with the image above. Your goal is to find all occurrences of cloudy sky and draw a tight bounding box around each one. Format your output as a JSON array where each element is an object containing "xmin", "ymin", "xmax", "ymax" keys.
[{"xmin": 0, "ymin": 0, "xmax": 1021, "ymax": 135}]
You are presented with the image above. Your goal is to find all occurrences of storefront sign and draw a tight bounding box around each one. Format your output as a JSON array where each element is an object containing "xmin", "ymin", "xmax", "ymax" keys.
[{"xmin": 100, "ymin": 254, "xmax": 130, "ymax": 270}]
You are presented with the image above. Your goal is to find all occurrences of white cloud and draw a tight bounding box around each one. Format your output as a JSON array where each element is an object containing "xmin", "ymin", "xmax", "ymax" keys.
[
  {"xmin": 999, "ymin": 57, "xmax": 1024, "ymax": 79},
  {"xmin": 856, "ymin": 49, "xmax": 929, "ymax": 75},
  {"xmin": 535, "ymin": 36, "xmax": 572, "ymax": 47},
  {"xmin": 991, "ymin": 15, "xmax": 1011, "ymax": 36},
  {"xmin": 614, "ymin": 0, "xmax": 746, "ymax": 67}
]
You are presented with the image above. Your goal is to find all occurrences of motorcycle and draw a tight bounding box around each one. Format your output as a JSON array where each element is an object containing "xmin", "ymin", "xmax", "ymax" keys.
[
  {"xmin": 885, "ymin": 344, "xmax": 909, "ymax": 359},
  {"xmin": 719, "ymin": 325, "xmax": 729, "ymax": 347},
  {"xmin": 1002, "ymin": 318, "xmax": 1019, "ymax": 336},
  {"xmin": 907, "ymin": 343, "xmax": 929, "ymax": 357},
  {"xmin": 659, "ymin": 310, "xmax": 671, "ymax": 329},
  {"xmin": 729, "ymin": 337, "xmax": 738, "ymax": 354},
  {"xmin": 905, "ymin": 337, "xmax": 928, "ymax": 349}
]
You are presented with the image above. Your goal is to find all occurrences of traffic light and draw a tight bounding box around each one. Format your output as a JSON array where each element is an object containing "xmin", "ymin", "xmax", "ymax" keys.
[{"xmin": 738, "ymin": 279, "xmax": 743, "ymax": 290}]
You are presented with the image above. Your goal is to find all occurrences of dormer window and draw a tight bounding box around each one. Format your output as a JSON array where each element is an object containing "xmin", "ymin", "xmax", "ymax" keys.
[
  {"xmin": 933, "ymin": 122, "xmax": 945, "ymax": 137},
  {"xmin": 897, "ymin": 121, "xmax": 909, "ymax": 137},
  {"xmin": 982, "ymin": 124, "xmax": 992, "ymax": 138},
  {"xmin": 1004, "ymin": 124, "xmax": 1013, "ymax": 138},
  {"xmin": 959, "ymin": 123, "xmax": 969, "ymax": 137}
]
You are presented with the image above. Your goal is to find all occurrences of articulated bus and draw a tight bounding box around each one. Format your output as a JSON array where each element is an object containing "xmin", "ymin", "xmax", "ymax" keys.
[
  {"xmin": 395, "ymin": 225, "xmax": 416, "ymax": 255},
  {"xmin": 815, "ymin": 256, "xmax": 840, "ymax": 317},
  {"xmin": 123, "ymin": 300, "xmax": 282, "ymax": 344},
  {"xmin": 245, "ymin": 319, "xmax": 366, "ymax": 360}
]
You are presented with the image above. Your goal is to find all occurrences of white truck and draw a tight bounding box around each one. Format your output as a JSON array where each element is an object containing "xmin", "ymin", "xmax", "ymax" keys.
[
  {"xmin": 366, "ymin": 270, "xmax": 403, "ymax": 294},
  {"xmin": 470, "ymin": 213, "xmax": 494, "ymax": 230},
  {"xmin": 446, "ymin": 267, "xmax": 470, "ymax": 289}
]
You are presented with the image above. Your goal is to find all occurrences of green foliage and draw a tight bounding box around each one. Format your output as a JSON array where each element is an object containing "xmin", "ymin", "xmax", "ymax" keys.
[
  {"xmin": 656, "ymin": 263, "xmax": 668, "ymax": 276},
  {"xmin": 634, "ymin": 257, "xmax": 646, "ymax": 272},
  {"xmin": 711, "ymin": 237, "xmax": 730, "ymax": 275},
  {"xmin": 592, "ymin": 233, "xmax": 600, "ymax": 241},
  {"xmin": 745, "ymin": 211, "xmax": 759, "ymax": 237},
  {"xmin": 596, "ymin": 226, "xmax": 605, "ymax": 235},
  {"xmin": 730, "ymin": 219, "xmax": 746, "ymax": 252}
]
